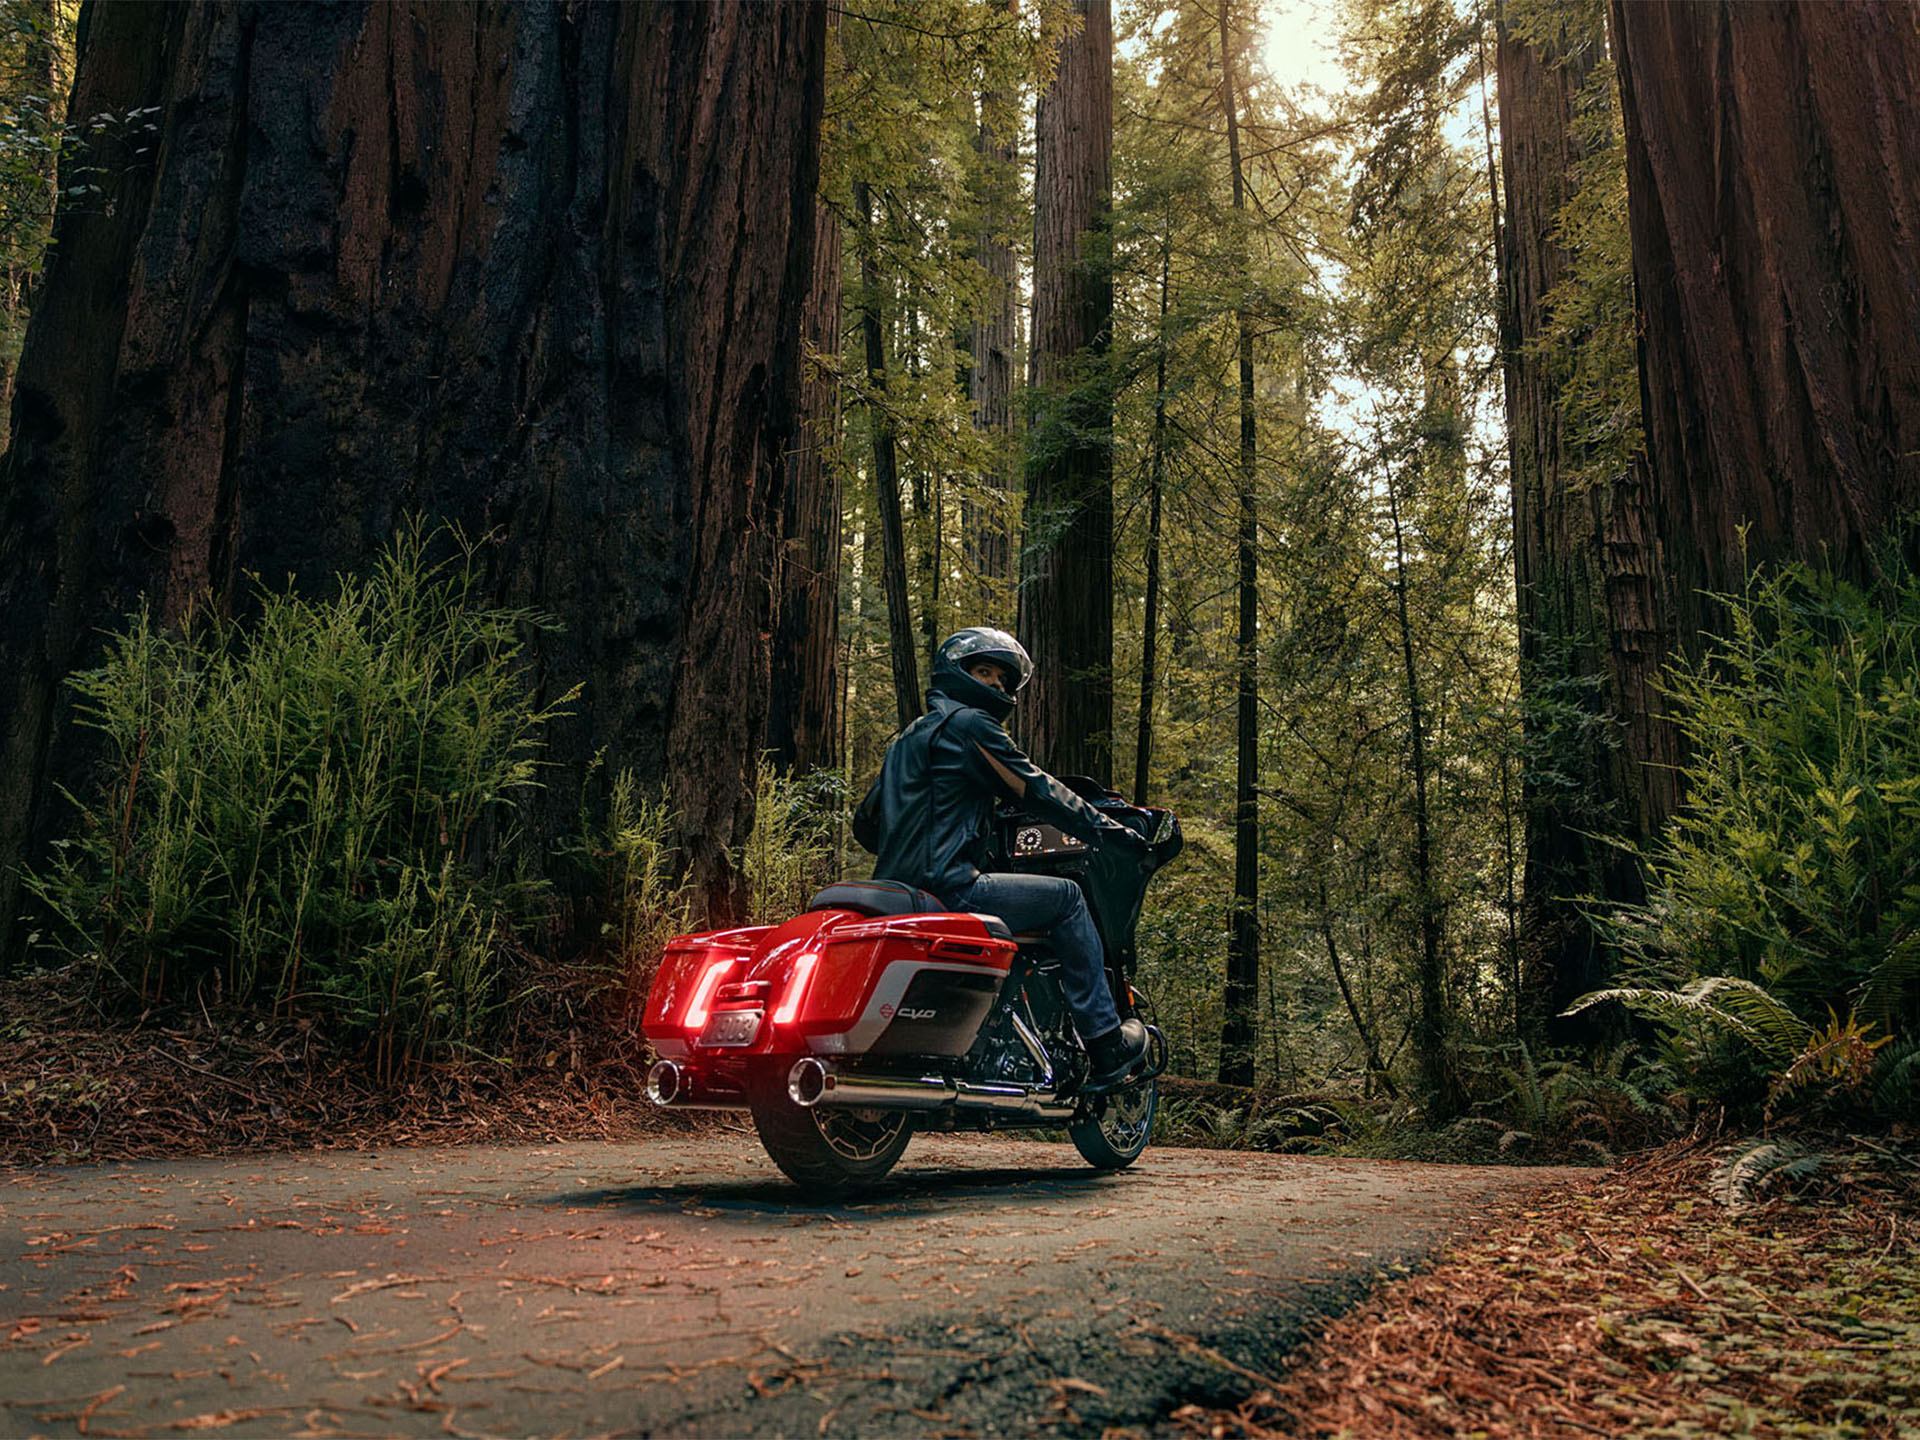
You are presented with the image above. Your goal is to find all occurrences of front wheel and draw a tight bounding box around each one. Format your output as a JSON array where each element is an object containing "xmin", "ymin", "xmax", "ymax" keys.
[
  {"xmin": 749, "ymin": 1079, "xmax": 913, "ymax": 1194},
  {"xmin": 1069, "ymin": 1074, "xmax": 1158, "ymax": 1169}
]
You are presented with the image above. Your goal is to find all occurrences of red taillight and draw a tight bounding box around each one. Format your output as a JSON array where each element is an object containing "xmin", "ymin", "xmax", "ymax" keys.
[
  {"xmin": 772, "ymin": 949, "xmax": 820, "ymax": 1025},
  {"xmin": 683, "ymin": 957, "xmax": 738, "ymax": 1030}
]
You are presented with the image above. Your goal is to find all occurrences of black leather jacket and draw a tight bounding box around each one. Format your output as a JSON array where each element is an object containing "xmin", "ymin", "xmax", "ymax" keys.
[{"xmin": 852, "ymin": 690, "xmax": 1134, "ymax": 900}]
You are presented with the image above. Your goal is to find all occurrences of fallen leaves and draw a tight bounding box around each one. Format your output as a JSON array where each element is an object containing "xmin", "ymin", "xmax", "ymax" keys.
[{"xmin": 1176, "ymin": 1139, "xmax": 1920, "ymax": 1440}]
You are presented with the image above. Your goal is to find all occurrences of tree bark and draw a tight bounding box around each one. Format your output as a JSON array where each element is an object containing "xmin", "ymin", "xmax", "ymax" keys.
[
  {"xmin": 0, "ymin": 0, "xmax": 826, "ymax": 950},
  {"xmin": 1610, "ymin": 0, "xmax": 1920, "ymax": 829},
  {"xmin": 1385, "ymin": 470, "xmax": 1455, "ymax": 1116},
  {"xmin": 1215, "ymin": 0, "xmax": 1261, "ymax": 1089},
  {"xmin": 768, "ymin": 194, "xmax": 844, "ymax": 775},
  {"xmin": 856, "ymin": 180, "xmax": 921, "ymax": 732},
  {"xmin": 965, "ymin": 9, "xmax": 1019, "ymax": 610},
  {"xmin": 1495, "ymin": 0, "xmax": 1650, "ymax": 1028},
  {"xmin": 1020, "ymin": 0, "xmax": 1113, "ymax": 784},
  {"xmin": 1131, "ymin": 227, "xmax": 1172, "ymax": 808}
]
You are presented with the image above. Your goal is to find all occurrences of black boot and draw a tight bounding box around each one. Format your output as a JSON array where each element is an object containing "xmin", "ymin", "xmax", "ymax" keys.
[{"xmin": 1084, "ymin": 1018, "xmax": 1148, "ymax": 1093}]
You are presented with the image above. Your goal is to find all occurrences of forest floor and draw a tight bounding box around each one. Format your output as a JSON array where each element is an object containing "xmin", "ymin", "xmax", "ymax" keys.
[
  {"xmin": 6, "ymin": 971, "xmax": 1914, "ymax": 1438},
  {"xmin": 0, "ymin": 967, "xmax": 684, "ymax": 1168},
  {"xmin": 1177, "ymin": 1136, "xmax": 1920, "ymax": 1439}
]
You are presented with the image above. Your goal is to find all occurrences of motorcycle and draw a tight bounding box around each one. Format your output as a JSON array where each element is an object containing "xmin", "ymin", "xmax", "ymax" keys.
[{"xmin": 639, "ymin": 778, "xmax": 1181, "ymax": 1192}]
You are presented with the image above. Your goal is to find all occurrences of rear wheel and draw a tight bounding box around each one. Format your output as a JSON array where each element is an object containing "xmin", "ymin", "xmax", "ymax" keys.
[
  {"xmin": 749, "ymin": 1079, "xmax": 913, "ymax": 1193},
  {"xmin": 1069, "ymin": 1074, "xmax": 1158, "ymax": 1169}
]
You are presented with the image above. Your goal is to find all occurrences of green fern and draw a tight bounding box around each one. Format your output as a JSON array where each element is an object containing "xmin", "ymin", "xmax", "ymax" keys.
[
  {"xmin": 1566, "ymin": 976, "xmax": 1812, "ymax": 1065},
  {"xmin": 1872, "ymin": 1038, "xmax": 1920, "ymax": 1122},
  {"xmin": 1710, "ymin": 1138, "xmax": 1827, "ymax": 1210}
]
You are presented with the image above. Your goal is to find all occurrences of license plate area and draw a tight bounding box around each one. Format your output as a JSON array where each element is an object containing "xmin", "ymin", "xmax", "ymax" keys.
[{"xmin": 699, "ymin": 1009, "xmax": 763, "ymax": 1048}]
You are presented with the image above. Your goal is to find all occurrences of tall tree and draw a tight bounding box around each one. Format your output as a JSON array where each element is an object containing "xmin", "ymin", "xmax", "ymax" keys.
[
  {"xmin": 768, "ymin": 191, "xmax": 845, "ymax": 774},
  {"xmin": 1130, "ymin": 219, "xmax": 1171, "ymax": 807},
  {"xmin": 1610, "ymin": 0, "xmax": 1920, "ymax": 829},
  {"xmin": 1215, "ymin": 0, "xmax": 1261, "ymax": 1088},
  {"xmin": 855, "ymin": 180, "xmax": 922, "ymax": 732},
  {"xmin": 1021, "ymin": 0, "xmax": 1114, "ymax": 783},
  {"xmin": 0, "ymin": 0, "xmax": 827, "ymax": 950},
  {"xmin": 964, "ymin": 3, "xmax": 1021, "ymax": 608},
  {"xmin": 0, "ymin": 0, "xmax": 66, "ymax": 430},
  {"xmin": 1494, "ymin": 0, "xmax": 1647, "ymax": 1027}
]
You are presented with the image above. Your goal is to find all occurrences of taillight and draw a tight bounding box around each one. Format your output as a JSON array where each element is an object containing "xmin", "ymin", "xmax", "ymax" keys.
[
  {"xmin": 772, "ymin": 949, "xmax": 820, "ymax": 1025},
  {"xmin": 683, "ymin": 957, "xmax": 738, "ymax": 1030}
]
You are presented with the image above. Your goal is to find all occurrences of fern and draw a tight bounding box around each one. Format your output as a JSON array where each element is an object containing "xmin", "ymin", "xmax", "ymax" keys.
[
  {"xmin": 1566, "ymin": 976, "xmax": 1812, "ymax": 1064},
  {"xmin": 1710, "ymin": 1138, "xmax": 1827, "ymax": 1210},
  {"xmin": 1872, "ymin": 1038, "xmax": 1920, "ymax": 1122}
]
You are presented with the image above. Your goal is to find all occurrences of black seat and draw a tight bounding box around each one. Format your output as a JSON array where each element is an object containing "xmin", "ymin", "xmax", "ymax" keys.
[{"xmin": 807, "ymin": 880, "xmax": 1012, "ymax": 940}]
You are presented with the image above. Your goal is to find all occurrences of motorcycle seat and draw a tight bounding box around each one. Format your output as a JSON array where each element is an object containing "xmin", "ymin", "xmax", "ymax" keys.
[{"xmin": 807, "ymin": 880, "xmax": 1013, "ymax": 940}]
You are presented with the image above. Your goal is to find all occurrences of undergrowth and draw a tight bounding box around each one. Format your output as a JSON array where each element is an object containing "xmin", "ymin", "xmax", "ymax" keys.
[
  {"xmin": 26, "ymin": 527, "xmax": 572, "ymax": 1081},
  {"xmin": 1571, "ymin": 548, "xmax": 1919, "ymax": 1126}
]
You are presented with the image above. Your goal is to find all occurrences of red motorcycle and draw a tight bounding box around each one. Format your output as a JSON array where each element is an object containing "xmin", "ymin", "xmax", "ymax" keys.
[{"xmin": 640, "ymin": 780, "xmax": 1180, "ymax": 1192}]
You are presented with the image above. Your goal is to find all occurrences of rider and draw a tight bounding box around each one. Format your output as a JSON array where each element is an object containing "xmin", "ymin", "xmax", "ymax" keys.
[{"xmin": 853, "ymin": 627, "xmax": 1150, "ymax": 1092}]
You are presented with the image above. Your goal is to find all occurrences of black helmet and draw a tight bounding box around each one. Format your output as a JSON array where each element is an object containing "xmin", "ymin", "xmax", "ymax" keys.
[{"xmin": 930, "ymin": 626, "xmax": 1032, "ymax": 721}]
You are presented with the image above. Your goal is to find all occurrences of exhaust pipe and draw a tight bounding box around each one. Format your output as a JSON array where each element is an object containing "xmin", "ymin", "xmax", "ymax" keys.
[
  {"xmin": 646, "ymin": 1059, "xmax": 749, "ymax": 1111},
  {"xmin": 788, "ymin": 1059, "xmax": 1074, "ymax": 1121}
]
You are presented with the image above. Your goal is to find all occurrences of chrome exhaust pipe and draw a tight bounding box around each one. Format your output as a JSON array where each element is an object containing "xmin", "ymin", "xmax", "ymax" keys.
[
  {"xmin": 955, "ymin": 1079, "xmax": 1076, "ymax": 1121},
  {"xmin": 646, "ymin": 1059, "xmax": 748, "ymax": 1111},
  {"xmin": 789, "ymin": 1059, "xmax": 1074, "ymax": 1120},
  {"xmin": 787, "ymin": 1057, "xmax": 829, "ymax": 1107},
  {"xmin": 646, "ymin": 1059, "xmax": 683, "ymax": 1105},
  {"xmin": 790, "ymin": 1059, "xmax": 959, "ymax": 1111}
]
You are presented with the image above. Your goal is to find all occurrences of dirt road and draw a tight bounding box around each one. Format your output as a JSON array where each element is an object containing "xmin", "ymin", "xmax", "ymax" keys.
[{"xmin": 1, "ymin": 1133, "xmax": 1572, "ymax": 1436}]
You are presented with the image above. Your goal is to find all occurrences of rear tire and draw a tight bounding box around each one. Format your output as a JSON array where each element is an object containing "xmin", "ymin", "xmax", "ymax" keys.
[
  {"xmin": 749, "ymin": 1079, "xmax": 913, "ymax": 1194},
  {"xmin": 1069, "ymin": 1075, "xmax": 1157, "ymax": 1169}
]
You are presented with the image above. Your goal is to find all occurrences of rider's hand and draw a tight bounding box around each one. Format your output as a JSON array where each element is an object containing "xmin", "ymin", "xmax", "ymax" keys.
[{"xmin": 1106, "ymin": 825, "xmax": 1151, "ymax": 864}]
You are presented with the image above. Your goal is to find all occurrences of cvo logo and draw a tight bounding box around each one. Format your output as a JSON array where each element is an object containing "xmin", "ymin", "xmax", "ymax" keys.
[{"xmin": 878, "ymin": 1002, "xmax": 937, "ymax": 1021}]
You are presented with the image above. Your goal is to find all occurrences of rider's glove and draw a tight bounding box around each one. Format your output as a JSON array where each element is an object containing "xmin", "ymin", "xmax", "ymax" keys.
[{"xmin": 1105, "ymin": 824, "xmax": 1151, "ymax": 864}]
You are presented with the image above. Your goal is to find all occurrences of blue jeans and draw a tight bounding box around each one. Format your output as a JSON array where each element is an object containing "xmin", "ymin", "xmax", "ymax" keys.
[{"xmin": 948, "ymin": 873, "xmax": 1122, "ymax": 1040}]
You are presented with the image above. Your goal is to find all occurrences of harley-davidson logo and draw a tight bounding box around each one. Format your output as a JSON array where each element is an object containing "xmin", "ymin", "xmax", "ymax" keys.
[{"xmin": 878, "ymin": 1003, "xmax": 895, "ymax": 1019}]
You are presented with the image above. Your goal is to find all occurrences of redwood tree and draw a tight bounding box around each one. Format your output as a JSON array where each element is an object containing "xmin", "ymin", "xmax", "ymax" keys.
[
  {"xmin": 964, "ymin": 25, "xmax": 1020, "ymax": 607},
  {"xmin": 1215, "ymin": 0, "xmax": 1261, "ymax": 1088},
  {"xmin": 1020, "ymin": 0, "xmax": 1114, "ymax": 784},
  {"xmin": 1610, "ymin": 0, "xmax": 1920, "ymax": 829},
  {"xmin": 768, "ymin": 194, "xmax": 845, "ymax": 775},
  {"xmin": 0, "ymin": 0, "xmax": 826, "ymax": 950},
  {"xmin": 1495, "ymin": 1, "xmax": 1652, "ymax": 1027}
]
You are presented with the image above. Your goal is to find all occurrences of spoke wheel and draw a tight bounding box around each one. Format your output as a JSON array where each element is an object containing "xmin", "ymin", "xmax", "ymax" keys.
[{"xmin": 1069, "ymin": 1074, "xmax": 1157, "ymax": 1170}]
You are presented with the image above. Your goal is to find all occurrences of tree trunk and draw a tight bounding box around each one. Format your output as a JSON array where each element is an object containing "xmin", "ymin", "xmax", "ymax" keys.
[
  {"xmin": 1216, "ymin": 0, "xmax": 1260, "ymax": 1089},
  {"xmin": 1131, "ymin": 228, "xmax": 1172, "ymax": 808},
  {"xmin": 1385, "ymin": 471, "xmax": 1455, "ymax": 1117},
  {"xmin": 965, "ymin": 10, "xmax": 1019, "ymax": 611},
  {"xmin": 1610, "ymin": 0, "xmax": 1920, "ymax": 829},
  {"xmin": 1494, "ymin": 0, "xmax": 1648, "ymax": 1028},
  {"xmin": 856, "ymin": 180, "xmax": 921, "ymax": 733},
  {"xmin": 1020, "ymin": 0, "xmax": 1113, "ymax": 784},
  {"xmin": 768, "ymin": 193, "xmax": 844, "ymax": 775},
  {"xmin": 0, "ymin": 0, "xmax": 62, "ymax": 433},
  {"xmin": 1318, "ymin": 876, "xmax": 1398, "ymax": 1098},
  {"xmin": 0, "ymin": 0, "xmax": 826, "ymax": 951}
]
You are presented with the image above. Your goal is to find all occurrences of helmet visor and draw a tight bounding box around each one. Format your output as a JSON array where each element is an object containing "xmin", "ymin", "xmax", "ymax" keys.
[{"xmin": 940, "ymin": 627, "xmax": 1033, "ymax": 691}]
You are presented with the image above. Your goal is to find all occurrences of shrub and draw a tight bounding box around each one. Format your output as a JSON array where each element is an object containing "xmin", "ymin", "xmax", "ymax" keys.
[
  {"xmin": 741, "ymin": 761, "xmax": 847, "ymax": 926},
  {"xmin": 26, "ymin": 527, "xmax": 572, "ymax": 1079},
  {"xmin": 1572, "ymin": 550, "xmax": 1919, "ymax": 1120},
  {"xmin": 555, "ymin": 764, "xmax": 695, "ymax": 1013}
]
